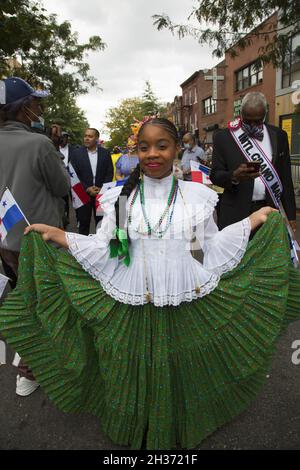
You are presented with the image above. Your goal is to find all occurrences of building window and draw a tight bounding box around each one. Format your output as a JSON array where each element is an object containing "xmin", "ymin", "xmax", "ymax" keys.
[
  {"xmin": 194, "ymin": 87, "xmax": 198, "ymax": 104},
  {"xmin": 189, "ymin": 89, "xmax": 192, "ymax": 105},
  {"xmin": 173, "ymin": 112, "xmax": 177, "ymax": 126},
  {"xmin": 203, "ymin": 96, "xmax": 216, "ymax": 115},
  {"xmin": 195, "ymin": 112, "xmax": 198, "ymax": 129},
  {"xmin": 236, "ymin": 61, "xmax": 263, "ymax": 91},
  {"xmin": 282, "ymin": 33, "xmax": 300, "ymax": 89}
]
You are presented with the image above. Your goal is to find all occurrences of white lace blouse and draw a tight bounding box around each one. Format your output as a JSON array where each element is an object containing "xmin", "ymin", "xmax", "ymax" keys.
[{"xmin": 66, "ymin": 174, "xmax": 251, "ymax": 307}]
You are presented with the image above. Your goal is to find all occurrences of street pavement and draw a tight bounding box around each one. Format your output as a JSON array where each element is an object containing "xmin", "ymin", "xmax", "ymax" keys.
[{"xmin": 0, "ymin": 207, "xmax": 300, "ymax": 450}]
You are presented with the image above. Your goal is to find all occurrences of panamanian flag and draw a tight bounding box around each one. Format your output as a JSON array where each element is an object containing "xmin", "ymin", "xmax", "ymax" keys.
[
  {"xmin": 0, "ymin": 189, "xmax": 26, "ymax": 242},
  {"xmin": 0, "ymin": 272, "xmax": 10, "ymax": 299},
  {"xmin": 96, "ymin": 180, "xmax": 126, "ymax": 216},
  {"xmin": 190, "ymin": 161, "xmax": 212, "ymax": 185},
  {"xmin": 68, "ymin": 163, "xmax": 91, "ymax": 209}
]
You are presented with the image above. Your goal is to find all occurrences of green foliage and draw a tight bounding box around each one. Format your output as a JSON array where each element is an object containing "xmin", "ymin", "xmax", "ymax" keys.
[
  {"xmin": 153, "ymin": 0, "xmax": 300, "ymax": 66},
  {"xmin": 105, "ymin": 82, "xmax": 168, "ymax": 149},
  {"xmin": 0, "ymin": 1, "xmax": 48, "ymax": 74},
  {"xmin": 43, "ymin": 94, "xmax": 88, "ymax": 145},
  {"xmin": 0, "ymin": 0, "xmax": 105, "ymax": 136},
  {"xmin": 141, "ymin": 80, "xmax": 160, "ymax": 115},
  {"xmin": 105, "ymin": 98, "xmax": 145, "ymax": 149}
]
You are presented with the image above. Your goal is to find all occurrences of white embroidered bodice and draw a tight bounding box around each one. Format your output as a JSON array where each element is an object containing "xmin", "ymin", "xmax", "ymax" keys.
[{"xmin": 66, "ymin": 174, "xmax": 251, "ymax": 307}]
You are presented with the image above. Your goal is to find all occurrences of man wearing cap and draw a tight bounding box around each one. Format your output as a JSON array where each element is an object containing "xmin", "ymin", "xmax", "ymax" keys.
[{"xmin": 0, "ymin": 77, "xmax": 70, "ymax": 396}]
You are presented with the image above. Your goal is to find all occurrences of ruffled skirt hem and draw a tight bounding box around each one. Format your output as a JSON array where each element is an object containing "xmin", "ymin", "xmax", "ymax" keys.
[{"xmin": 0, "ymin": 213, "xmax": 299, "ymax": 449}]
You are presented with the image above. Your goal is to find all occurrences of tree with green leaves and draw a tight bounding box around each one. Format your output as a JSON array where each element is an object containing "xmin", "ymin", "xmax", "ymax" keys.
[
  {"xmin": 141, "ymin": 80, "xmax": 168, "ymax": 117},
  {"xmin": 0, "ymin": 0, "xmax": 47, "ymax": 76},
  {"xmin": 105, "ymin": 98, "xmax": 145, "ymax": 150},
  {"xmin": 43, "ymin": 94, "xmax": 89, "ymax": 145},
  {"xmin": 153, "ymin": 0, "xmax": 300, "ymax": 66},
  {"xmin": 0, "ymin": 0, "xmax": 105, "ymax": 137},
  {"xmin": 141, "ymin": 80, "xmax": 160, "ymax": 116},
  {"xmin": 105, "ymin": 82, "xmax": 168, "ymax": 149}
]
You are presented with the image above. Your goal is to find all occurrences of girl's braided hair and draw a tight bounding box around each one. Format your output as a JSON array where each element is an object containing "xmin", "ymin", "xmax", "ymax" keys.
[{"xmin": 111, "ymin": 117, "xmax": 179, "ymax": 245}]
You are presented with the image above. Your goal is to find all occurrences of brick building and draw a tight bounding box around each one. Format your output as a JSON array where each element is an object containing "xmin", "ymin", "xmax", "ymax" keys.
[
  {"xmin": 172, "ymin": 95, "xmax": 183, "ymax": 137},
  {"xmin": 274, "ymin": 23, "xmax": 300, "ymax": 160},
  {"xmin": 224, "ymin": 13, "xmax": 277, "ymax": 124},
  {"xmin": 180, "ymin": 63, "xmax": 227, "ymax": 143},
  {"xmin": 173, "ymin": 13, "xmax": 278, "ymax": 143},
  {"xmin": 180, "ymin": 71, "xmax": 200, "ymax": 137},
  {"xmin": 198, "ymin": 62, "xmax": 226, "ymax": 144}
]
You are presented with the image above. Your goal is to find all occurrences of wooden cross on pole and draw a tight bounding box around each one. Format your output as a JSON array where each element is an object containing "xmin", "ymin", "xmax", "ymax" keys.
[{"xmin": 204, "ymin": 67, "xmax": 224, "ymax": 100}]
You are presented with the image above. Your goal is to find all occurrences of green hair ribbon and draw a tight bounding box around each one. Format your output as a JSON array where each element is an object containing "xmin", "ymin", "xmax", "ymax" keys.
[{"xmin": 109, "ymin": 228, "xmax": 130, "ymax": 267}]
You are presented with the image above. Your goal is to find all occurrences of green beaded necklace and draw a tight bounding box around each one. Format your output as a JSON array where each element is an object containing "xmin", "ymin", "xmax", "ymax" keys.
[{"xmin": 128, "ymin": 175, "xmax": 178, "ymax": 237}]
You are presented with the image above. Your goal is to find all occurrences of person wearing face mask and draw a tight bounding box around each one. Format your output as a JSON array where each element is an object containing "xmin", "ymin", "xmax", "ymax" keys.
[
  {"xmin": 0, "ymin": 76, "xmax": 70, "ymax": 396},
  {"xmin": 181, "ymin": 132, "xmax": 205, "ymax": 181},
  {"xmin": 210, "ymin": 91, "xmax": 296, "ymax": 232}
]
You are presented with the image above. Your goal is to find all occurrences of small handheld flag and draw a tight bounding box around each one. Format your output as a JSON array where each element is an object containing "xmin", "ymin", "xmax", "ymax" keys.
[
  {"xmin": 68, "ymin": 163, "xmax": 91, "ymax": 209},
  {"xmin": 190, "ymin": 161, "xmax": 212, "ymax": 184},
  {"xmin": 96, "ymin": 180, "xmax": 126, "ymax": 216},
  {"xmin": 0, "ymin": 188, "xmax": 29, "ymax": 242},
  {"xmin": 0, "ymin": 272, "xmax": 10, "ymax": 299}
]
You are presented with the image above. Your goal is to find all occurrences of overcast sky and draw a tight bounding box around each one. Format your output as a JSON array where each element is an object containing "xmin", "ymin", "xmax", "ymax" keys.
[{"xmin": 42, "ymin": 0, "xmax": 216, "ymax": 139}]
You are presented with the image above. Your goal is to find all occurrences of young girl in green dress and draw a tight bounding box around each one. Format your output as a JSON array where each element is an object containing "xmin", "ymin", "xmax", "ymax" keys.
[{"xmin": 0, "ymin": 118, "xmax": 299, "ymax": 450}]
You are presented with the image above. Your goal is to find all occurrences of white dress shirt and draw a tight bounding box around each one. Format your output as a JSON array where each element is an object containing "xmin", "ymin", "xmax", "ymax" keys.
[
  {"xmin": 88, "ymin": 149, "xmax": 98, "ymax": 185},
  {"xmin": 59, "ymin": 144, "xmax": 69, "ymax": 167}
]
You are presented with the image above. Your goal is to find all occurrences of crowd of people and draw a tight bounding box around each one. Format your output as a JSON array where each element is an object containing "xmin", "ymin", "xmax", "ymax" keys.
[{"xmin": 0, "ymin": 76, "xmax": 299, "ymax": 450}]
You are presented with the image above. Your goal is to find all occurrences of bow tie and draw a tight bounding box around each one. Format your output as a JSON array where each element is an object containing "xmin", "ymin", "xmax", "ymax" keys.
[{"xmin": 241, "ymin": 122, "xmax": 264, "ymax": 141}]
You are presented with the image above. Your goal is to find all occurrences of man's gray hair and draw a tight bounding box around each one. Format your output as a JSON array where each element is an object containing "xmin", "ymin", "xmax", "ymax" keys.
[
  {"xmin": 240, "ymin": 92, "xmax": 267, "ymax": 113},
  {"xmin": 184, "ymin": 132, "xmax": 196, "ymax": 142}
]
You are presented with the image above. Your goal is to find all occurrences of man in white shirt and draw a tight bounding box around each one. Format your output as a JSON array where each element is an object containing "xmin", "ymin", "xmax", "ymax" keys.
[
  {"xmin": 210, "ymin": 92, "xmax": 296, "ymax": 232},
  {"xmin": 181, "ymin": 133, "xmax": 205, "ymax": 181},
  {"xmin": 59, "ymin": 131, "xmax": 70, "ymax": 167},
  {"xmin": 70, "ymin": 128, "xmax": 113, "ymax": 235},
  {"xmin": 59, "ymin": 131, "xmax": 79, "ymax": 227}
]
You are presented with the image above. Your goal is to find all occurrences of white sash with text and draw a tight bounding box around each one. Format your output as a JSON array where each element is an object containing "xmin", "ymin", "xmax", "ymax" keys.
[{"xmin": 228, "ymin": 119, "xmax": 283, "ymax": 207}]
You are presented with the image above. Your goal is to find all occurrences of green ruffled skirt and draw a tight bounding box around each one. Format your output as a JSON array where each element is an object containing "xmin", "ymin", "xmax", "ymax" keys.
[{"xmin": 0, "ymin": 213, "xmax": 299, "ymax": 449}]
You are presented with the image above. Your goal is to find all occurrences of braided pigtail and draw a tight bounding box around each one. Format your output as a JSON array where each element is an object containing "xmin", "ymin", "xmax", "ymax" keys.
[{"xmin": 109, "ymin": 164, "xmax": 141, "ymax": 266}]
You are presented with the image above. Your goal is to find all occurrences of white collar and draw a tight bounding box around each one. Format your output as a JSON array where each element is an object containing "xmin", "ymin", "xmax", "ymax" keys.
[{"xmin": 143, "ymin": 173, "xmax": 174, "ymax": 188}]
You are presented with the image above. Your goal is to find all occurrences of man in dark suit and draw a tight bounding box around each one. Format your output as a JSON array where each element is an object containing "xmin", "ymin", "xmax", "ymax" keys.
[
  {"xmin": 70, "ymin": 128, "xmax": 113, "ymax": 235},
  {"xmin": 210, "ymin": 92, "xmax": 296, "ymax": 231}
]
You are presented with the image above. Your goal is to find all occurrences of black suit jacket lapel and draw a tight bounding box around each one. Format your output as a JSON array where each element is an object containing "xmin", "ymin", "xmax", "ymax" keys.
[
  {"xmin": 266, "ymin": 125, "xmax": 278, "ymax": 164},
  {"xmin": 84, "ymin": 148, "xmax": 94, "ymax": 183},
  {"xmin": 95, "ymin": 147, "xmax": 102, "ymax": 183}
]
